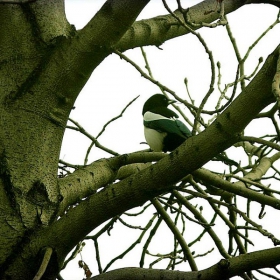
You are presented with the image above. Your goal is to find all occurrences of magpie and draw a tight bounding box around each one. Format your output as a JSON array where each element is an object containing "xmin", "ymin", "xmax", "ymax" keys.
[{"xmin": 142, "ymin": 94, "xmax": 191, "ymax": 152}]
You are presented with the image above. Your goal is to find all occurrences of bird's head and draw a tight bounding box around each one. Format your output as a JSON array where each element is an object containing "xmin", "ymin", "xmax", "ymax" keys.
[{"xmin": 142, "ymin": 94, "xmax": 177, "ymax": 116}]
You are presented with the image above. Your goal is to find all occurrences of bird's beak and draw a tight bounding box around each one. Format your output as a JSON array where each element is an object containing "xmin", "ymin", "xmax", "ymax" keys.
[{"xmin": 168, "ymin": 99, "xmax": 177, "ymax": 105}]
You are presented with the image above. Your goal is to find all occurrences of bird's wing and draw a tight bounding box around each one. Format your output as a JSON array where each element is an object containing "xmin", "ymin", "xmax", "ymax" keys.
[
  {"xmin": 174, "ymin": 119, "xmax": 192, "ymax": 138},
  {"xmin": 144, "ymin": 119, "xmax": 191, "ymax": 139}
]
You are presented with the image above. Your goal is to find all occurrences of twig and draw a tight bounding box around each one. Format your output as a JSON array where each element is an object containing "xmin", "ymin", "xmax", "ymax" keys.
[
  {"xmin": 162, "ymin": 0, "xmax": 216, "ymax": 135},
  {"xmin": 187, "ymin": 178, "xmax": 252, "ymax": 251},
  {"xmin": 59, "ymin": 159, "xmax": 83, "ymax": 169},
  {"xmin": 225, "ymin": 15, "xmax": 245, "ymax": 90},
  {"xmin": 61, "ymin": 242, "xmax": 85, "ymax": 270},
  {"xmin": 151, "ymin": 198, "xmax": 198, "ymax": 271},
  {"xmin": 215, "ymin": 63, "xmax": 239, "ymax": 112},
  {"xmin": 173, "ymin": 190, "xmax": 231, "ymax": 259},
  {"xmin": 193, "ymin": 167, "xmax": 280, "ymax": 209},
  {"xmin": 256, "ymin": 268, "xmax": 280, "ymax": 280},
  {"xmin": 97, "ymin": 95, "xmax": 139, "ymax": 140},
  {"xmin": 240, "ymin": 136, "xmax": 280, "ymax": 152},
  {"xmin": 94, "ymin": 239, "xmax": 102, "ymax": 274},
  {"xmin": 140, "ymin": 47, "xmax": 154, "ymax": 78},
  {"xmin": 115, "ymin": 49, "xmax": 228, "ymax": 119},
  {"xmin": 140, "ymin": 211, "xmax": 164, "ymax": 268},
  {"xmin": 33, "ymin": 247, "xmax": 53, "ymax": 280},
  {"xmin": 243, "ymin": 10, "xmax": 280, "ymax": 65},
  {"xmin": 226, "ymin": 174, "xmax": 280, "ymax": 196},
  {"xmin": 103, "ymin": 214, "xmax": 157, "ymax": 272},
  {"xmin": 181, "ymin": 186, "xmax": 280, "ymax": 246},
  {"xmin": 67, "ymin": 118, "xmax": 119, "ymax": 157},
  {"xmin": 188, "ymin": 211, "xmax": 218, "ymax": 247},
  {"xmin": 177, "ymin": 0, "xmax": 227, "ymax": 28},
  {"xmin": 157, "ymin": 197, "xmax": 215, "ymax": 227},
  {"xmin": 115, "ymin": 49, "xmax": 195, "ymax": 127},
  {"xmin": 84, "ymin": 95, "xmax": 139, "ymax": 164}
]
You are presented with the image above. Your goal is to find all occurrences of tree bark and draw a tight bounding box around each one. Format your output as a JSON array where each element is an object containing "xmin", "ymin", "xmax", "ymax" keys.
[
  {"xmin": 116, "ymin": 0, "xmax": 280, "ymax": 51},
  {"xmin": 89, "ymin": 247, "xmax": 280, "ymax": 280},
  {"xmin": 0, "ymin": 0, "xmax": 149, "ymax": 279}
]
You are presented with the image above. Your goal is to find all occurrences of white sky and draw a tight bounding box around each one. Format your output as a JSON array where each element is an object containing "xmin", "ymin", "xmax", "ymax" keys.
[{"xmin": 60, "ymin": 1, "xmax": 280, "ymax": 279}]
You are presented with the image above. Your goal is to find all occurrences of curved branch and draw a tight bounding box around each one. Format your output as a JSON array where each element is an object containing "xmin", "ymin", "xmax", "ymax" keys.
[
  {"xmin": 89, "ymin": 247, "xmax": 280, "ymax": 280},
  {"xmin": 15, "ymin": 0, "xmax": 150, "ymax": 128},
  {"xmin": 193, "ymin": 167, "xmax": 280, "ymax": 209},
  {"xmin": 247, "ymin": 0, "xmax": 280, "ymax": 7},
  {"xmin": 33, "ymin": 247, "xmax": 53, "ymax": 280},
  {"xmin": 151, "ymin": 198, "xmax": 198, "ymax": 271},
  {"xmin": 115, "ymin": 0, "xmax": 279, "ymax": 51},
  {"xmin": 240, "ymin": 136, "xmax": 280, "ymax": 151},
  {"xmin": 57, "ymin": 151, "xmax": 164, "ymax": 215}
]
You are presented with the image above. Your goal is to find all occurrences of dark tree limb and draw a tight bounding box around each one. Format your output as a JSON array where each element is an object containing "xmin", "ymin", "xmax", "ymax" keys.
[
  {"xmin": 0, "ymin": 0, "xmax": 36, "ymax": 3},
  {"xmin": 247, "ymin": 0, "xmax": 280, "ymax": 7},
  {"xmin": 33, "ymin": 247, "xmax": 53, "ymax": 280},
  {"xmin": 89, "ymin": 246, "xmax": 280, "ymax": 280},
  {"xmin": 116, "ymin": 0, "xmax": 280, "ymax": 51}
]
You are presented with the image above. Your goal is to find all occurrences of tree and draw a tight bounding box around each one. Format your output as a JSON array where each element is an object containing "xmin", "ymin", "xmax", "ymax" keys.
[{"xmin": 1, "ymin": 0, "xmax": 280, "ymax": 279}]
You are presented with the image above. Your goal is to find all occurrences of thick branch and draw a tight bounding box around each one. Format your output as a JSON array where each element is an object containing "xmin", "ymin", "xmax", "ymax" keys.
[
  {"xmin": 58, "ymin": 152, "xmax": 164, "ymax": 215},
  {"xmin": 116, "ymin": 0, "xmax": 279, "ymax": 51},
  {"xmin": 116, "ymin": 0, "xmax": 242, "ymax": 50},
  {"xmin": 89, "ymin": 247, "xmax": 280, "ymax": 280},
  {"xmin": 9, "ymin": 0, "xmax": 150, "ymax": 128},
  {"xmin": 56, "ymin": 0, "xmax": 149, "ymax": 105},
  {"xmin": 0, "ymin": 0, "xmax": 36, "ymax": 3},
  {"xmin": 247, "ymin": 0, "xmax": 280, "ymax": 7}
]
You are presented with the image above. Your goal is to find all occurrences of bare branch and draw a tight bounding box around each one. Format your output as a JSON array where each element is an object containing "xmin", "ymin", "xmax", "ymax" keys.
[
  {"xmin": 84, "ymin": 95, "xmax": 139, "ymax": 164},
  {"xmin": 89, "ymin": 247, "xmax": 280, "ymax": 280},
  {"xmin": 67, "ymin": 118, "xmax": 119, "ymax": 156},
  {"xmin": 162, "ymin": 0, "xmax": 216, "ymax": 135},
  {"xmin": 116, "ymin": 0, "xmax": 249, "ymax": 51},
  {"xmin": 173, "ymin": 191, "xmax": 231, "ymax": 259},
  {"xmin": 240, "ymin": 135, "xmax": 280, "ymax": 151},
  {"xmin": 33, "ymin": 247, "xmax": 53, "ymax": 280},
  {"xmin": 193, "ymin": 165, "xmax": 280, "ymax": 209},
  {"xmin": 57, "ymin": 151, "xmax": 164, "ymax": 216},
  {"xmin": 151, "ymin": 198, "xmax": 198, "ymax": 271}
]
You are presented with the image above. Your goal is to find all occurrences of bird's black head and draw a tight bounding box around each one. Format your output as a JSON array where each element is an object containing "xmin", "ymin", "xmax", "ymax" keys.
[{"xmin": 142, "ymin": 94, "xmax": 177, "ymax": 116}]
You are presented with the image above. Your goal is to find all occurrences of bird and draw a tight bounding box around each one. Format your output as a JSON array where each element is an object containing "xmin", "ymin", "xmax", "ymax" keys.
[{"xmin": 142, "ymin": 94, "xmax": 191, "ymax": 152}]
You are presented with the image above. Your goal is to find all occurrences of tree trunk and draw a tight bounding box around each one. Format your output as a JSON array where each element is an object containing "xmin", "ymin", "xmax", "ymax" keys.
[
  {"xmin": 0, "ymin": 0, "xmax": 149, "ymax": 278},
  {"xmin": 0, "ymin": 1, "xmax": 71, "ymax": 277}
]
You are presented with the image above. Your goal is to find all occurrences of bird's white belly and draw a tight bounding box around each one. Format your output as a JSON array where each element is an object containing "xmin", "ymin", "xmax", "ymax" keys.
[{"xmin": 144, "ymin": 127, "xmax": 167, "ymax": 152}]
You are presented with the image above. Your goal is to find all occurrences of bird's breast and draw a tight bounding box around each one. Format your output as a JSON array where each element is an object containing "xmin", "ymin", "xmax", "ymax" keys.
[
  {"xmin": 143, "ymin": 111, "xmax": 169, "ymax": 152},
  {"xmin": 144, "ymin": 127, "xmax": 167, "ymax": 152}
]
